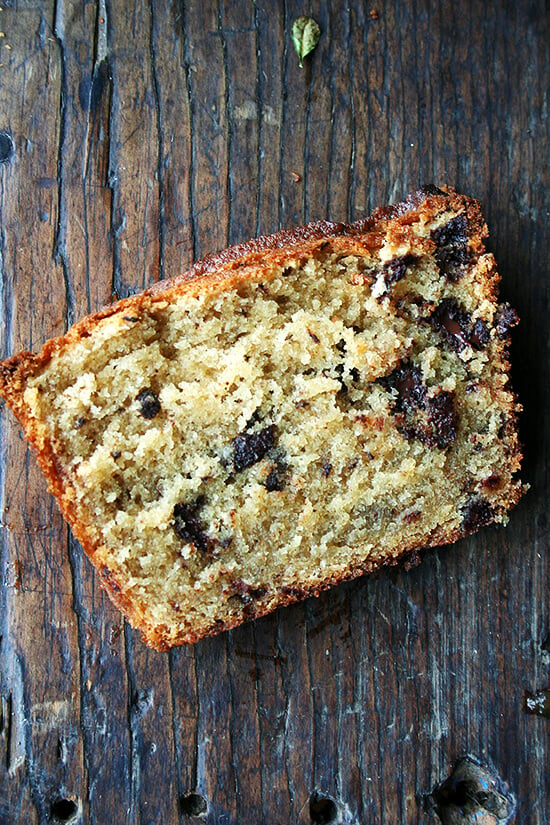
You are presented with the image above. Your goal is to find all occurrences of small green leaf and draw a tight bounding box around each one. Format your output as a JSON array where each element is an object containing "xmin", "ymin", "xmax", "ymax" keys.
[{"xmin": 291, "ymin": 16, "xmax": 321, "ymax": 68}]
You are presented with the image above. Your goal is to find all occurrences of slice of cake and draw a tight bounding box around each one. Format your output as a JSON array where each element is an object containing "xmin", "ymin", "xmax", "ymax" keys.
[{"xmin": 0, "ymin": 187, "xmax": 525, "ymax": 649}]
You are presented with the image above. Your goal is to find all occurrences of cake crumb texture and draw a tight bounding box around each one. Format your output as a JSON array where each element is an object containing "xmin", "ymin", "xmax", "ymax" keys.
[{"xmin": 0, "ymin": 187, "xmax": 526, "ymax": 649}]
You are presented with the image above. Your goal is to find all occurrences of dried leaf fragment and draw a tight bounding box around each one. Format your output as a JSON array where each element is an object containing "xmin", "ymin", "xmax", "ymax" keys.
[{"xmin": 291, "ymin": 16, "xmax": 321, "ymax": 68}]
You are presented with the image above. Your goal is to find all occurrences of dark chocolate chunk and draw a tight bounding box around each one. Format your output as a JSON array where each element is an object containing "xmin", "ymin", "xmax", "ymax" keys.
[
  {"xmin": 381, "ymin": 363, "xmax": 427, "ymax": 411},
  {"xmin": 382, "ymin": 253, "xmax": 418, "ymax": 292},
  {"xmin": 173, "ymin": 498, "xmax": 212, "ymax": 553},
  {"xmin": 461, "ymin": 497, "xmax": 495, "ymax": 533},
  {"xmin": 229, "ymin": 579, "xmax": 268, "ymax": 619},
  {"xmin": 230, "ymin": 579, "xmax": 267, "ymax": 604},
  {"xmin": 136, "ymin": 388, "xmax": 161, "ymax": 419},
  {"xmin": 233, "ymin": 425, "xmax": 275, "ymax": 473},
  {"xmin": 430, "ymin": 299, "xmax": 470, "ymax": 351},
  {"xmin": 431, "ymin": 213, "xmax": 468, "ymax": 248},
  {"xmin": 382, "ymin": 362, "xmax": 457, "ymax": 449},
  {"xmin": 469, "ymin": 317, "xmax": 490, "ymax": 349},
  {"xmin": 322, "ymin": 462, "xmax": 332, "ymax": 477},
  {"xmin": 430, "ymin": 298, "xmax": 489, "ymax": 351},
  {"xmin": 430, "ymin": 214, "xmax": 469, "ymax": 280},
  {"xmin": 424, "ymin": 390, "xmax": 458, "ymax": 449},
  {"xmin": 434, "ymin": 239, "xmax": 469, "ymax": 279},
  {"xmin": 495, "ymin": 303, "xmax": 519, "ymax": 338}
]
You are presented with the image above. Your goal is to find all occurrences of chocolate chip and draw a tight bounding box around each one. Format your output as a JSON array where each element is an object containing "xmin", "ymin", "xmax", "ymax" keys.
[
  {"xmin": 381, "ymin": 363, "xmax": 427, "ymax": 411},
  {"xmin": 74, "ymin": 417, "xmax": 87, "ymax": 429},
  {"xmin": 424, "ymin": 390, "xmax": 458, "ymax": 448},
  {"xmin": 495, "ymin": 303, "xmax": 519, "ymax": 338},
  {"xmin": 229, "ymin": 579, "xmax": 267, "ymax": 603},
  {"xmin": 430, "ymin": 298, "xmax": 489, "ymax": 352},
  {"xmin": 229, "ymin": 579, "xmax": 267, "ymax": 619},
  {"xmin": 430, "ymin": 299, "xmax": 470, "ymax": 350},
  {"xmin": 461, "ymin": 497, "xmax": 495, "ymax": 533},
  {"xmin": 381, "ymin": 363, "xmax": 457, "ymax": 449},
  {"xmin": 430, "ymin": 214, "xmax": 469, "ymax": 280},
  {"xmin": 431, "ymin": 214, "xmax": 468, "ymax": 248},
  {"xmin": 136, "ymin": 388, "xmax": 161, "ymax": 419},
  {"xmin": 382, "ymin": 253, "xmax": 418, "ymax": 292},
  {"xmin": 173, "ymin": 498, "xmax": 212, "ymax": 553},
  {"xmin": 469, "ymin": 317, "xmax": 490, "ymax": 349},
  {"xmin": 233, "ymin": 425, "xmax": 275, "ymax": 473},
  {"xmin": 322, "ymin": 462, "xmax": 332, "ymax": 477}
]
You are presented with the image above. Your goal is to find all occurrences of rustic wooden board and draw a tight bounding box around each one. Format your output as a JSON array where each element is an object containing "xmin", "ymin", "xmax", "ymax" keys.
[{"xmin": 0, "ymin": 1, "xmax": 548, "ymax": 824}]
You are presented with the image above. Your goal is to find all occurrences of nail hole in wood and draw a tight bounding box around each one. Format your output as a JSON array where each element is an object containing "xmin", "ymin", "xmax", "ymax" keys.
[
  {"xmin": 180, "ymin": 792, "xmax": 208, "ymax": 817},
  {"xmin": 309, "ymin": 792, "xmax": 339, "ymax": 824},
  {"xmin": 0, "ymin": 131, "xmax": 15, "ymax": 164},
  {"xmin": 51, "ymin": 797, "xmax": 78, "ymax": 823}
]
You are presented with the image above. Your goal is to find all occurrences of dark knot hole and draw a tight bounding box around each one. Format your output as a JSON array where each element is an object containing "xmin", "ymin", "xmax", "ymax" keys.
[
  {"xmin": 51, "ymin": 797, "xmax": 78, "ymax": 822},
  {"xmin": 309, "ymin": 792, "xmax": 339, "ymax": 824},
  {"xmin": 180, "ymin": 792, "xmax": 208, "ymax": 817},
  {"xmin": 0, "ymin": 131, "xmax": 15, "ymax": 164}
]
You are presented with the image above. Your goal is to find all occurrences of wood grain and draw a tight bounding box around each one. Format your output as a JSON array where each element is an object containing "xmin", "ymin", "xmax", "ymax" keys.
[{"xmin": 0, "ymin": 1, "xmax": 548, "ymax": 824}]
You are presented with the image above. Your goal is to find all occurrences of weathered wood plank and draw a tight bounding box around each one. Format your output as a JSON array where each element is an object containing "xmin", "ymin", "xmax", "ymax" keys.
[
  {"xmin": 0, "ymin": 3, "xmax": 85, "ymax": 823},
  {"xmin": 183, "ymin": 1, "xmax": 230, "ymax": 260},
  {"xmin": 107, "ymin": 0, "xmax": 161, "ymax": 296}
]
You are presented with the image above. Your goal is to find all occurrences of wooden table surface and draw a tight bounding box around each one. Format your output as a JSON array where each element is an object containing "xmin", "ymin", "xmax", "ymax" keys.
[{"xmin": 0, "ymin": 2, "xmax": 548, "ymax": 824}]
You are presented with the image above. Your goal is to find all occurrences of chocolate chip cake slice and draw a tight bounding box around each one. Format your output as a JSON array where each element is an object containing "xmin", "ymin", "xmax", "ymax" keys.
[{"xmin": 0, "ymin": 187, "xmax": 525, "ymax": 649}]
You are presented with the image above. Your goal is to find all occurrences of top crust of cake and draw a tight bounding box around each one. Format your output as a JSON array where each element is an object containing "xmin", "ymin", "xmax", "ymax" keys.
[{"xmin": 0, "ymin": 186, "xmax": 525, "ymax": 648}]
